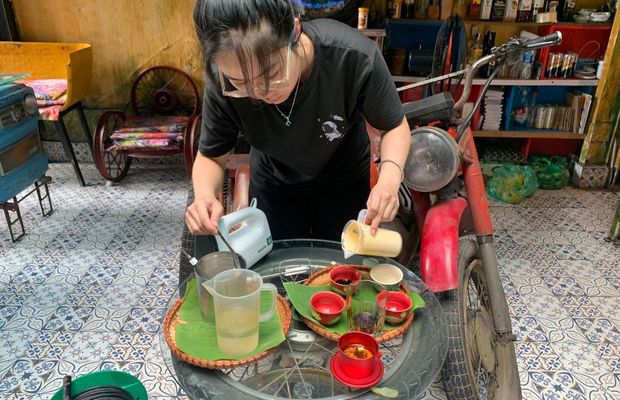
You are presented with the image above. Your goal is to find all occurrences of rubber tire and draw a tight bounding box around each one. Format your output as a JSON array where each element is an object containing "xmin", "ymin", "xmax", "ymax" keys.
[{"xmin": 441, "ymin": 239, "xmax": 521, "ymax": 400}]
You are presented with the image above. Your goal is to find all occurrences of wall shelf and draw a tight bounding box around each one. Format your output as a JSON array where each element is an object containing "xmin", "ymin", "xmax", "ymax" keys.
[
  {"xmin": 388, "ymin": 18, "xmax": 612, "ymax": 27},
  {"xmin": 473, "ymin": 130, "xmax": 585, "ymax": 139},
  {"xmin": 390, "ymin": 18, "xmax": 548, "ymax": 27},
  {"xmin": 392, "ymin": 76, "xmax": 600, "ymax": 86}
]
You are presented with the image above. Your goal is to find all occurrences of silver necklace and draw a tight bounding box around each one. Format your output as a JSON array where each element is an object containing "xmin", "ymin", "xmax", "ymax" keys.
[{"xmin": 273, "ymin": 74, "xmax": 301, "ymax": 127}]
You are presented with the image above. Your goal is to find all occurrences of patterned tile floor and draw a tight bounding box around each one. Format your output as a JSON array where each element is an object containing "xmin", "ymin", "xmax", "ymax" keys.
[{"xmin": 1, "ymin": 162, "xmax": 619, "ymax": 400}]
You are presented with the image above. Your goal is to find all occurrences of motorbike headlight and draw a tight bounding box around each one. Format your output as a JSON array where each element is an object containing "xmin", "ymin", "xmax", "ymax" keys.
[
  {"xmin": 23, "ymin": 94, "xmax": 38, "ymax": 116},
  {"xmin": 403, "ymin": 126, "xmax": 460, "ymax": 192}
]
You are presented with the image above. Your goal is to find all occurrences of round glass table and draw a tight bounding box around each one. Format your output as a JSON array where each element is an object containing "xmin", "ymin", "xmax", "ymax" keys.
[{"xmin": 161, "ymin": 239, "xmax": 447, "ymax": 399}]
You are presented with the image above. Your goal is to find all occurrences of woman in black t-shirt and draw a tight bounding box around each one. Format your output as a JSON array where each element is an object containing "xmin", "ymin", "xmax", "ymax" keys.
[{"xmin": 186, "ymin": 0, "xmax": 411, "ymax": 241}]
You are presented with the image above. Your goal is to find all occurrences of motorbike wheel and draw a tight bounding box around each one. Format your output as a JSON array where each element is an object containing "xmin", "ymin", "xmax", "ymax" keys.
[{"xmin": 441, "ymin": 239, "xmax": 521, "ymax": 400}]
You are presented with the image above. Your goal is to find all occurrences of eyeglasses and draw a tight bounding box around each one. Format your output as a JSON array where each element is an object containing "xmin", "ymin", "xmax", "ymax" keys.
[{"xmin": 218, "ymin": 45, "xmax": 292, "ymax": 98}]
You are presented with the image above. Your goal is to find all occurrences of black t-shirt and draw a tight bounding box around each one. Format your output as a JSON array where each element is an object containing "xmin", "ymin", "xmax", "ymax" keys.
[{"xmin": 199, "ymin": 19, "xmax": 404, "ymax": 194}]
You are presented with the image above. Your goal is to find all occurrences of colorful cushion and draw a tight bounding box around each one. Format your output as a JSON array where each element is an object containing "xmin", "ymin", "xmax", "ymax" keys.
[
  {"xmin": 17, "ymin": 79, "xmax": 67, "ymax": 101},
  {"xmin": 109, "ymin": 116, "xmax": 189, "ymax": 149},
  {"xmin": 38, "ymin": 105, "xmax": 62, "ymax": 121},
  {"xmin": 36, "ymin": 93, "xmax": 67, "ymax": 107},
  {"xmin": 112, "ymin": 138, "xmax": 179, "ymax": 150},
  {"xmin": 16, "ymin": 79, "xmax": 68, "ymax": 120},
  {"xmin": 112, "ymin": 116, "xmax": 188, "ymax": 134}
]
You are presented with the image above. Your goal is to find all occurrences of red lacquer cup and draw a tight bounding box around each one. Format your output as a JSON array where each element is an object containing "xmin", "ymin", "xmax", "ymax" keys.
[
  {"xmin": 335, "ymin": 331, "xmax": 381, "ymax": 378},
  {"xmin": 329, "ymin": 266, "xmax": 362, "ymax": 296},
  {"xmin": 310, "ymin": 291, "xmax": 345, "ymax": 326}
]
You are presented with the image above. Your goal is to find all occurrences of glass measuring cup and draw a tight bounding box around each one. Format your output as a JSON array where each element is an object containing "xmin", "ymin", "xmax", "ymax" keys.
[{"xmin": 204, "ymin": 269, "xmax": 277, "ymax": 356}]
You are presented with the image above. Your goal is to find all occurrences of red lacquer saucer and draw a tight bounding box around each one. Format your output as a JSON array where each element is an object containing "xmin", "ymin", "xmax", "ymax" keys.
[{"xmin": 329, "ymin": 353, "xmax": 385, "ymax": 389}]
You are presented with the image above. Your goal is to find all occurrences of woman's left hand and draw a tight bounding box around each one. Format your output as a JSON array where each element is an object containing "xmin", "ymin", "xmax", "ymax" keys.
[{"xmin": 365, "ymin": 178, "xmax": 400, "ymax": 235}]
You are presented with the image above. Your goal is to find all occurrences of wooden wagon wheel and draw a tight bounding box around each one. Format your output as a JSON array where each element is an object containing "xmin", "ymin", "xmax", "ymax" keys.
[
  {"xmin": 183, "ymin": 114, "xmax": 202, "ymax": 179},
  {"xmin": 130, "ymin": 66, "xmax": 200, "ymax": 117},
  {"xmin": 93, "ymin": 111, "xmax": 132, "ymax": 182}
]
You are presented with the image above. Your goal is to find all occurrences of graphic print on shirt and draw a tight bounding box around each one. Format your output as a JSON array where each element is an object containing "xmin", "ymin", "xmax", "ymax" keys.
[{"xmin": 318, "ymin": 114, "xmax": 345, "ymax": 142}]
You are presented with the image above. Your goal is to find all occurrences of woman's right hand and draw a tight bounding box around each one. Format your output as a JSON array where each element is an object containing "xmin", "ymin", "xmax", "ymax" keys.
[{"xmin": 185, "ymin": 195, "xmax": 225, "ymax": 235}]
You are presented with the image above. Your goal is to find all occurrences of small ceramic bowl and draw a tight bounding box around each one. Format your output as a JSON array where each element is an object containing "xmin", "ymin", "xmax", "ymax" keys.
[
  {"xmin": 329, "ymin": 266, "xmax": 362, "ymax": 296},
  {"xmin": 369, "ymin": 263, "xmax": 403, "ymax": 291},
  {"xmin": 377, "ymin": 290, "xmax": 413, "ymax": 325},
  {"xmin": 573, "ymin": 14, "xmax": 590, "ymax": 23},
  {"xmin": 310, "ymin": 291, "xmax": 345, "ymax": 326},
  {"xmin": 590, "ymin": 12, "xmax": 611, "ymax": 22},
  {"xmin": 578, "ymin": 8, "xmax": 596, "ymax": 16}
]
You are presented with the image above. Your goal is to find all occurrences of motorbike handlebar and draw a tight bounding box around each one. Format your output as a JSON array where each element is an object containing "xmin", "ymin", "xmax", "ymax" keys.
[
  {"xmin": 453, "ymin": 31, "xmax": 562, "ymax": 110},
  {"xmin": 517, "ymin": 32, "xmax": 563, "ymax": 51}
]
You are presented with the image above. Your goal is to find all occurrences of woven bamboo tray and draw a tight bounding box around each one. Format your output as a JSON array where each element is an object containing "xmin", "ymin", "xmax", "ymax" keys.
[
  {"xmin": 163, "ymin": 294, "xmax": 291, "ymax": 369},
  {"xmin": 302, "ymin": 265, "xmax": 414, "ymax": 343}
]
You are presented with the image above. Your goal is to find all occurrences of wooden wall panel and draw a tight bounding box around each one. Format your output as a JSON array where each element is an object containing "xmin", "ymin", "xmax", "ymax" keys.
[{"xmin": 13, "ymin": 0, "xmax": 204, "ymax": 108}]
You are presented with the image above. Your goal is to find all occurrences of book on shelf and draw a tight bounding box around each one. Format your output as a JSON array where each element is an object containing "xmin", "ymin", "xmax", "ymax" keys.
[
  {"xmin": 579, "ymin": 93, "xmax": 593, "ymax": 134},
  {"xmin": 491, "ymin": 0, "xmax": 507, "ymax": 20},
  {"xmin": 565, "ymin": 92, "xmax": 584, "ymax": 133},
  {"xmin": 480, "ymin": 0, "xmax": 494, "ymax": 19},
  {"xmin": 565, "ymin": 91, "xmax": 593, "ymax": 134},
  {"xmin": 552, "ymin": 107, "xmax": 575, "ymax": 132},
  {"xmin": 470, "ymin": 0, "xmax": 482, "ymax": 19},
  {"xmin": 504, "ymin": 0, "xmax": 519, "ymax": 21},
  {"xmin": 481, "ymin": 88, "xmax": 504, "ymax": 131}
]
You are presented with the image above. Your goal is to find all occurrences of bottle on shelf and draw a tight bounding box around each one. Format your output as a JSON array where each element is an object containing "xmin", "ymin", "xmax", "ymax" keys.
[
  {"xmin": 517, "ymin": 50, "xmax": 534, "ymax": 79},
  {"xmin": 561, "ymin": 0, "xmax": 576, "ymax": 21},
  {"xmin": 556, "ymin": 0, "xmax": 566, "ymax": 19},
  {"xmin": 441, "ymin": 0, "xmax": 455, "ymax": 19},
  {"xmin": 531, "ymin": 0, "xmax": 545, "ymax": 20},
  {"xmin": 403, "ymin": 0, "xmax": 415, "ymax": 18},
  {"xmin": 491, "ymin": 0, "xmax": 507, "ymax": 20},
  {"xmin": 415, "ymin": 0, "xmax": 430, "ymax": 18},
  {"xmin": 358, "ymin": 7, "xmax": 369, "ymax": 29},
  {"xmin": 480, "ymin": 0, "xmax": 494, "ymax": 19},
  {"xmin": 467, "ymin": 24, "xmax": 479, "ymax": 52},
  {"xmin": 387, "ymin": 0, "xmax": 403, "ymax": 18},
  {"xmin": 546, "ymin": 0, "xmax": 560, "ymax": 12},
  {"xmin": 527, "ymin": 91, "xmax": 538, "ymax": 128},
  {"xmin": 516, "ymin": 0, "xmax": 533, "ymax": 21},
  {"xmin": 469, "ymin": 0, "xmax": 482, "ymax": 19},
  {"xmin": 469, "ymin": 33, "xmax": 483, "ymax": 68},
  {"xmin": 482, "ymin": 30, "xmax": 496, "ymax": 78},
  {"xmin": 452, "ymin": 0, "xmax": 469, "ymax": 18},
  {"xmin": 504, "ymin": 0, "xmax": 519, "ymax": 21},
  {"xmin": 513, "ymin": 89, "xmax": 530, "ymax": 129},
  {"xmin": 369, "ymin": 0, "xmax": 387, "ymax": 28}
]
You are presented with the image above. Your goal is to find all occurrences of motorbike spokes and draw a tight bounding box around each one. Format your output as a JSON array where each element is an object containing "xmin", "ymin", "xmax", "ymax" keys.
[
  {"xmin": 464, "ymin": 260, "xmax": 500, "ymax": 399},
  {"xmin": 441, "ymin": 240, "xmax": 520, "ymax": 400}
]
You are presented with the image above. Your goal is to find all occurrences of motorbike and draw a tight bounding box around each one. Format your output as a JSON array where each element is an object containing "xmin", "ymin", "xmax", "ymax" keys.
[
  {"xmin": 395, "ymin": 32, "xmax": 563, "ymax": 399},
  {"xmin": 180, "ymin": 31, "xmax": 563, "ymax": 400}
]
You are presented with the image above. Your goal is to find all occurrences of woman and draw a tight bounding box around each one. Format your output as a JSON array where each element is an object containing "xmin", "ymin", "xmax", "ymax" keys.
[{"xmin": 186, "ymin": 0, "xmax": 411, "ymax": 241}]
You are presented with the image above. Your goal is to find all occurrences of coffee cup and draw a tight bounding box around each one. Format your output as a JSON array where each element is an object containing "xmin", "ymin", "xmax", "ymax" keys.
[
  {"xmin": 369, "ymin": 263, "xmax": 404, "ymax": 291},
  {"xmin": 329, "ymin": 266, "xmax": 362, "ymax": 296}
]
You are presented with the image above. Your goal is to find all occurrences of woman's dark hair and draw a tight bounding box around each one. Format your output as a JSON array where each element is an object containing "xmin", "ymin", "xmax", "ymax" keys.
[{"xmin": 193, "ymin": 0, "xmax": 302, "ymax": 95}]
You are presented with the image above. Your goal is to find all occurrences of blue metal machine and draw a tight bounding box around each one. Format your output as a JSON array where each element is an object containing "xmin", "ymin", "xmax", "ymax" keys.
[{"xmin": 0, "ymin": 82, "xmax": 53, "ymax": 242}]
